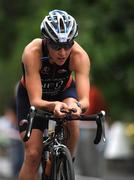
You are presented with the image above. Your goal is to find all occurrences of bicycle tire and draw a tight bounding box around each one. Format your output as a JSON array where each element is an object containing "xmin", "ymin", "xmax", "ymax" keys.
[{"xmin": 51, "ymin": 146, "xmax": 75, "ymax": 180}]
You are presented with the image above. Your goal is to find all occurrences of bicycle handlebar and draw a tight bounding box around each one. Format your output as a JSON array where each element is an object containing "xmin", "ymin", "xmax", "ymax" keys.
[{"xmin": 23, "ymin": 106, "xmax": 106, "ymax": 144}]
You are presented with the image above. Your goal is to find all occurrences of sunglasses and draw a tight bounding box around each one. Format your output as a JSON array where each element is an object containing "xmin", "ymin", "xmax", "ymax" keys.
[{"xmin": 47, "ymin": 40, "xmax": 74, "ymax": 51}]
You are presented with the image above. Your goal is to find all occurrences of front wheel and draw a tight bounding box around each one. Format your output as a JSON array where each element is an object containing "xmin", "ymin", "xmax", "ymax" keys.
[{"xmin": 51, "ymin": 146, "xmax": 75, "ymax": 180}]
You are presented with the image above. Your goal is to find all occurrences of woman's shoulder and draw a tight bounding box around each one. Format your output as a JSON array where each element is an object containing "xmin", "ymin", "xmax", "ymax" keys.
[
  {"xmin": 23, "ymin": 38, "xmax": 42, "ymax": 55},
  {"xmin": 71, "ymin": 41, "xmax": 90, "ymax": 61},
  {"xmin": 22, "ymin": 38, "xmax": 43, "ymax": 63},
  {"xmin": 71, "ymin": 41, "xmax": 89, "ymax": 59},
  {"xmin": 25, "ymin": 38, "xmax": 42, "ymax": 50},
  {"xmin": 70, "ymin": 41, "xmax": 90, "ymax": 71}
]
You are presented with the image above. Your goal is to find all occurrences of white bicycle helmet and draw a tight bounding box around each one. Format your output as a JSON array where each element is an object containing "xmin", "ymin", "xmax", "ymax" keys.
[{"xmin": 40, "ymin": 9, "xmax": 78, "ymax": 43}]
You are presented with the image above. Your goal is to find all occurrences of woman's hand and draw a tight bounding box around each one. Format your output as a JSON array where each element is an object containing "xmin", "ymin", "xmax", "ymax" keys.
[
  {"xmin": 68, "ymin": 101, "xmax": 82, "ymax": 118},
  {"xmin": 53, "ymin": 101, "xmax": 69, "ymax": 117}
]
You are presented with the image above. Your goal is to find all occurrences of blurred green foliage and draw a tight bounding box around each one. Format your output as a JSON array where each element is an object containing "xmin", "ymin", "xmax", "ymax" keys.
[{"xmin": 0, "ymin": 0, "xmax": 134, "ymax": 121}]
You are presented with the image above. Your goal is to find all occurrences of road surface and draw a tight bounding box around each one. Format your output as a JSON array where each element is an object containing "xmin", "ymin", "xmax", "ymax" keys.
[{"xmin": 0, "ymin": 176, "xmax": 101, "ymax": 180}]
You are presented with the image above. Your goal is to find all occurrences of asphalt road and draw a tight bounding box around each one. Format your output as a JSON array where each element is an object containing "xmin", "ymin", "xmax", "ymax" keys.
[
  {"xmin": 76, "ymin": 175, "xmax": 102, "ymax": 180},
  {"xmin": 0, "ymin": 174, "xmax": 134, "ymax": 180},
  {"xmin": 76, "ymin": 174, "xmax": 134, "ymax": 180},
  {"xmin": 0, "ymin": 176, "xmax": 102, "ymax": 180}
]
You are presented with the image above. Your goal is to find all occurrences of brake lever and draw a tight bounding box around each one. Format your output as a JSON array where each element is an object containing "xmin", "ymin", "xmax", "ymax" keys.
[
  {"xmin": 94, "ymin": 114, "xmax": 102, "ymax": 144},
  {"xmin": 94, "ymin": 110, "xmax": 106, "ymax": 144},
  {"xmin": 100, "ymin": 110, "xmax": 106, "ymax": 142},
  {"xmin": 23, "ymin": 106, "xmax": 36, "ymax": 142}
]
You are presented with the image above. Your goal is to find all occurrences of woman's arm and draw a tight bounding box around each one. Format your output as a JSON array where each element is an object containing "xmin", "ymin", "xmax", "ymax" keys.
[
  {"xmin": 70, "ymin": 42, "xmax": 90, "ymax": 112},
  {"xmin": 22, "ymin": 39, "xmax": 68, "ymax": 115}
]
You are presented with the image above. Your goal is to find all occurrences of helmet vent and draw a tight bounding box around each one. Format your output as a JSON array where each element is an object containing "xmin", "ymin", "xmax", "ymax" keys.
[
  {"xmin": 60, "ymin": 18, "xmax": 65, "ymax": 33},
  {"xmin": 46, "ymin": 22, "xmax": 58, "ymax": 40}
]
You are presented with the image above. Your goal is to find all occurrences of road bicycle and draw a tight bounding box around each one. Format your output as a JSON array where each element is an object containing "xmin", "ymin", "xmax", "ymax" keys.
[{"xmin": 23, "ymin": 106, "xmax": 106, "ymax": 180}]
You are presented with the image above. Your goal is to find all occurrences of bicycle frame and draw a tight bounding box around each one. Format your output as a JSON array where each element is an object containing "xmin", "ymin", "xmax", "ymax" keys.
[
  {"xmin": 23, "ymin": 106, "xmax": 106, "ymax": 180},
  {"xmin": 40, "ymin": 115, "xmax": 75, "ymax": 180}
]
